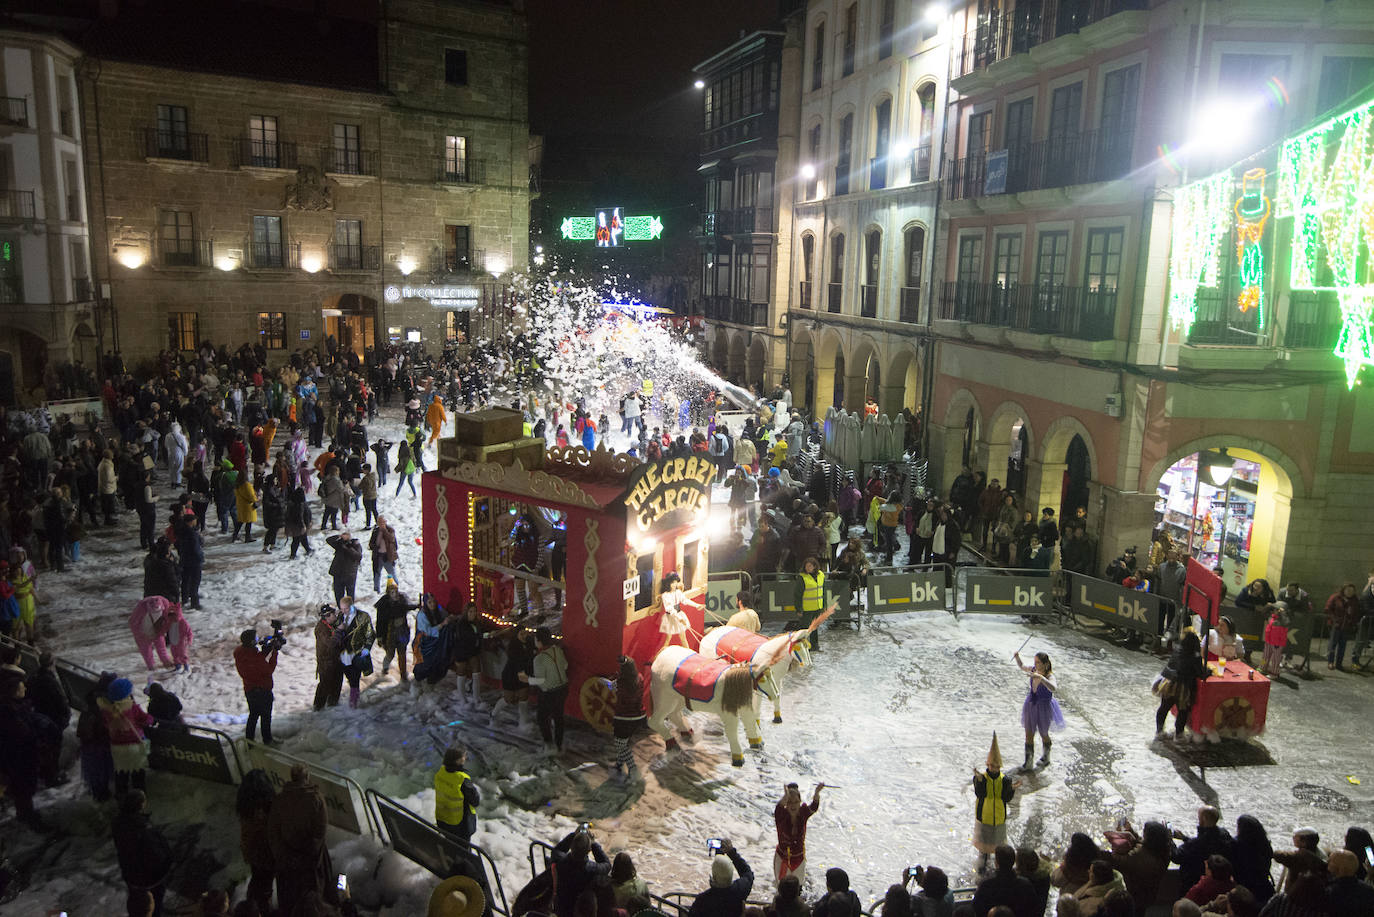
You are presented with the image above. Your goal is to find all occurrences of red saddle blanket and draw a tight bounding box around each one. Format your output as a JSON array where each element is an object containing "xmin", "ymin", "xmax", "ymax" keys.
[
  {"xmin": 715, "ymin": 628, "xmax": 768, "ymax": 663},
  {"xmin": 673, "ymin": 653, "xmax": 733, "ymax": 703}
]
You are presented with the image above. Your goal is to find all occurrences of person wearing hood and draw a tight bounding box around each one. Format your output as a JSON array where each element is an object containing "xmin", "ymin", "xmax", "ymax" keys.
[
  {"xmin": 130, "ymin": 595, "xmax": 177, "ymax": 671},
  {"xmin": 163, "ymin": 602, "xmax": 193, "ymax": 673},
  {"xmin": 312, "ymin": 603, "xmax": 344, "ymax": 710},
  {"xmin": 687, "ymin": 838, "xmax": 754, "ymax": 917},
  {"xmin": 112, "ymin": 790, "xmax": 174, "ymax": 917},
  {"xmin": 427, "ymin": 393, "xmax": 448, "ymax": 446},
  {"xmin": 144, "ymin": 681, "xmax": 186, "ymax": 730},
  {"xmin": 164, "ymin": 422, "xmax": 188, "ymax": 488},
  {"xmin": 103, "ymin": 676, "xmax": 154, "ymax": 794}
]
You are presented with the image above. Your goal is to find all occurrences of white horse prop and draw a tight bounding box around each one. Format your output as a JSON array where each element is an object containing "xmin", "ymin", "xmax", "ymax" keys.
[
  {"xmin": 649, "ymin": 647, "xmax": 763, "ymax": 767},
  {"xmin": 698, "ymin": 626, "xmax": 811, "ymax": 724}
]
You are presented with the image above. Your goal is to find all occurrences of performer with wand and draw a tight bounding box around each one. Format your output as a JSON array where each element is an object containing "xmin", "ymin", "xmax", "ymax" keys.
[{"xmin": 1015, "ymin": 649, "xmax": 1064, "ymax": 770}]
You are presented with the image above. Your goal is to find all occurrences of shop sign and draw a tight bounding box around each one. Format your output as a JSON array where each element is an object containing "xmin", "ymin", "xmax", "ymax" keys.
[
  {"xmin": 1068, "ymin": 574, "xmax": 1161, "ymax": 635},
  {"xmin": 963, "ymin": 575, "xmax": 1054, "ymax": 615},
  {"xmin": 866, "ymin": 570, "xmax": 946, "ymax": 614},
  {"xmin": 385, "ymin": 284, "xmax": 481, "ymax": 310},
  {"xmin": 624, "ymin": 456, "xmax": 717, "ymax": 533},
  {"xmin": 147, "ymin": 726, "xmax": 234, "ymax": 784}
]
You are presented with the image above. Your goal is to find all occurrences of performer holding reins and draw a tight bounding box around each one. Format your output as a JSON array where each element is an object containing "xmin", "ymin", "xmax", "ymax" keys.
[{"xmin": 1015, "ymin": 650, "xmax": 1064, "ymax": 770}]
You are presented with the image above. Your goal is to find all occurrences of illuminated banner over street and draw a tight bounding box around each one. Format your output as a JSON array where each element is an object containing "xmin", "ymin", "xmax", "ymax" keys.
[{"xmin": 560, "ymin": 209, "xmax": 663, "ymax": 244}]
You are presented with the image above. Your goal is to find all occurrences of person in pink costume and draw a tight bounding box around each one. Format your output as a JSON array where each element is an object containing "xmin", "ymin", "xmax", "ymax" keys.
[
  {"xmin": 164, "ymin": 603, "xmax": 193, "ymax": 673},
  {"xmin": 129, "ymin": 595, "xmax": 176, "ymax": 671}
]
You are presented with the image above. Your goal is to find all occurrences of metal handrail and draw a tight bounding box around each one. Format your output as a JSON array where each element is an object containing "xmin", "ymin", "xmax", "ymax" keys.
[{"xmin": 241, "ymin": 738, "xmax": 380, "ymax": 837}]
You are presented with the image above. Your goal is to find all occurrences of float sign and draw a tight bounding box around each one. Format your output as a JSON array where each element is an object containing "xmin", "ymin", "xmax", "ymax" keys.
[
  {"xmin": 1069, "ymin": 574, "xmax": 1161, "ymax": 635},
  {"xmin": 963, "ymin": 575, "xmax": 1054, "ymax": 615},
  {"xmin": 866, "ymin": 570, "xmax": 946, "ymax": 614},
  {"xmin": 623, "ymin": 456, "xmax": 717, "ymax": 533}
]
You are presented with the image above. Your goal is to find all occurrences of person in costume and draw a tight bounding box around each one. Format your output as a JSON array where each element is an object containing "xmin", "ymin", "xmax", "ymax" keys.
[
  {"xmin": 774, "ymin": 781, "xmax": 824, "ymax": 883},
  {"xmin": 973, "ymin": 733, "xmax": 1018, "ymax": 872},
  {"xmin": 658, "ymin": 572, "xmax": 691, "ymax": 652},
  {"xmin": 1016, "ymin": 650, "xmax": 1064, "ymax": 769}
]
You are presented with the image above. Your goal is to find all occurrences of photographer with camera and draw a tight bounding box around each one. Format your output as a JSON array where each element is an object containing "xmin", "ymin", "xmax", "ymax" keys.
[
  {"xmin": 688, "ymin": 837, "xmax": 754, "ymax": 917},
  {"xmin": 235, "ymin": 622, "xmax": 283, "ymax": 744}
]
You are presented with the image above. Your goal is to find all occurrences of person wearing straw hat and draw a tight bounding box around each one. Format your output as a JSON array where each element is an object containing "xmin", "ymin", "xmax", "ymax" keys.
[
  {"xmin": 428, "ymin": 874, "xmax": 487, "ymax": 917},
  {"xmin": 973, "ymin": 732, "xmax": 1018, "ymax": 872}
]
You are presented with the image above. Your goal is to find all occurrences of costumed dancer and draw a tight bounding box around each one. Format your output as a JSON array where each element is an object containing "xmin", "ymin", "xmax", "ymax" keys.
[
  {"xmin": 164, "ymin": 602, "xmax": 193, "ymax": 674},
  {"xmin": 10, "ymin": 547, "xmax": 38, "ymax": 643},
  {"xmin": 1016, "ymin": 650, "xmax": 1064, "ymax": 769},
  {"xmin": 658, "ymin": 572, "xmax": 691, "ymax": 652},
  {"xmin": 102, "ymin": 676, "xmax": 154, "ymax": 794},
  {"xmin": 774, "ymin": 781, "xmax": 824, "ymax": 884},
  {"xmin": 128, "ymin": 596, "xmax": 176, "ymax": 672},
  {"xmin": 973, "ymin": 733, "xmax": 1018, "ymax": 872}
]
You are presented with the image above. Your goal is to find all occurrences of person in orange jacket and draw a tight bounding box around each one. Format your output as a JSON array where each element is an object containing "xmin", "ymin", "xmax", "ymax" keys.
[{"xmin": 426, "ymin": 394, "xmax": 448, "ymax": 446}]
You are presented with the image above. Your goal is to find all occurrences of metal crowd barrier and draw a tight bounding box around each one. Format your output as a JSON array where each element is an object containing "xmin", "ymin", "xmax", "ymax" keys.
[
  {"xmin": 952, "ymin": 565, "xmax": 1066, "ymax": 622},
  {"xmin": 239, "ymin": 738, "xmax": 380, "ymax": 837}
]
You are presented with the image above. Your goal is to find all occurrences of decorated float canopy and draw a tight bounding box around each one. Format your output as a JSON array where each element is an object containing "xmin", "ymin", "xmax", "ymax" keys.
[{"xmin": 421, "ymin": 410, "xmax": 716, "ymax": 728}]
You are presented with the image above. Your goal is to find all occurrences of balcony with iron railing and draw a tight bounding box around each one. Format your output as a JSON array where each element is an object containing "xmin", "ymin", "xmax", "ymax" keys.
[
  {"xmin": 701, "ymin": 110, "xmax": 778, "ymax": 156},
  {"xmin": 0, "ymin": 189, "xmax": 37, "ymax": 222},
  {"xmin": 827, "ymin": 282, "xmax": 843, "ymax": 313},
  {"xmin": 2, "ymin": 97, "xmax": 28, "ymax": 127},
  {"xmin": 912, "ymin": 146, "xmax": 933, "ymax": 183},
  {"xmin": 74, "ymin": 276, "xmax": 93, "ymax": 302},
  {"xmin": 726, "ymin": 207, "xmax": 772, "ymax": 235},
  {"xmin": 233, "ymin": 137, "xmax": 299, "ymax": 170},
  {"xmin": 329, "ymin": 244, "xmax": 380, "ymax": 272},
  {"xmin": 246, "ymin": 239, "xmax": 300, "ymax": 270},
  {"xmin": 324, "ymin": 146, "xmax": 378, "ymax": 177},
  {"xmin": 938, "ymin": 281, "xmax": 1118, "ymax": 341},
  {"xmin": 799, "ymin": 280, "xmax": 813, "ymax": 310},
  {"xmin": 438, "ymin": 158, "xmax": 485, "ymax": 184},
  {"xmin": 950, "ymin": 0, "xmax": 1149, "ymax": 80},
  {"xmin": 861, "ymin": 284, "xmax": 879, "ymax": 318},
  {"xmin": 1284, "ymin": 290, "xmax": 1343, "ymax": 350},
  {"xmin": 161, "ymin": 237, "xmax": 214, "ymax": 268},
  {"xmin": 432, "ymin": 248, "xmax": 485, "ymax": 275},
  {"xmin": 947, "ymin": 129, "xmax": 1134, "ymax": 201},
  {"xmin": 703, "ymin": 296, "xmax": 768, "ymax": 326},
  {"xmin": 900, "ymin": 286, "xmax": 921, "ymax": 323},
  {"xmin": 144, "ymin": 128, "xmax": 210, "ymax": 163}
]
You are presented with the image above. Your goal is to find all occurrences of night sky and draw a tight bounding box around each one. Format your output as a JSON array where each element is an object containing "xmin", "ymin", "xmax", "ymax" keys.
[{"xmin": 525, "ymin": 0, "xmax": 783, "ymax": 139}]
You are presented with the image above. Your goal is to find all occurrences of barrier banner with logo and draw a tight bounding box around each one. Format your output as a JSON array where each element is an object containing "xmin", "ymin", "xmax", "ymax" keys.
[
  {"xmin": 247, "ymin": 743, "xmax": 363, "ymax": 834},
  {"xmin": 55, "ymin": 659, "xmax": 101, "ymax": 713},
  {"xmin": 758, "ymin": 577, "xmax": 852, "ymax": 624},
  {"xmin": 702, "ymin": 575, "xmax": 742, "ymax": 624},
  {"xmin": 963, "ymin": 574, "xmax": 1055, "ymax": 616},
  {"xmin": 866, "ymin": 570, "xmax": 947, "ymax": 614},
  {"xmin": 372, "ymin": 793, "xmax": 486, "ymax": 883},
  {"xmin": 148, "ymin": 726, "xmax": 234, "ymax": 784},
  {"xmin": 1068, "ymin": 574, "xmax": 1162, "ymax": 635}
]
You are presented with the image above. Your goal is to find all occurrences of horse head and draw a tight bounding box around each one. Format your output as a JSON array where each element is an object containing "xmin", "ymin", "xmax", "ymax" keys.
[{"xmin": 787, "ymin": 629, "xmax": 813, "ymax": 668}]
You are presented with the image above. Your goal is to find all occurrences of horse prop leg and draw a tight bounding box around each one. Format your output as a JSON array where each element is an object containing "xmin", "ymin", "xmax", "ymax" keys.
[{"xmin": 721, "ymin": 710, "xmax": 745, "ymax": 767}]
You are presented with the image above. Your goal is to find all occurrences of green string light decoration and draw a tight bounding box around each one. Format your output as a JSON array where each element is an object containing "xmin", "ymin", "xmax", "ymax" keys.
[
  {"xmin": 1234, "ymin": 168, "xmax": 1271, "ymax": 330},
  {"xmin": 1167, "ymin": 171, "xmax": 1233, "ymax": 334},
  {"xmin": 1277, "ymin": 95, "xmax": 1374, "ymax": 388}
]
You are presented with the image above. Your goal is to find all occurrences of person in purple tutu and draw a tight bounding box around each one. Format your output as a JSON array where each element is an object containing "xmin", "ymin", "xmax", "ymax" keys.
[{"xmin": 1015, "ymin": 650, "xmax": 1064, "ymax": 770}]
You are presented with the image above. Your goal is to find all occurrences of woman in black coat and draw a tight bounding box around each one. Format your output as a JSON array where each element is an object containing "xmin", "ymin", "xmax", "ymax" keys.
[
  {"xmin": 1154, "ymin": 629, "xmax": 1205, "ymax": 739},
  {"xmin": 284, "ymin": 486, "xmax": 313, "ymax": 559},
  {"xmin": 260, "ymin": 477, "xmax": 286, "ymax": 553},
  {"xmin": 142, "ymin": 538, "xmax": 181, "ymax": 602}
]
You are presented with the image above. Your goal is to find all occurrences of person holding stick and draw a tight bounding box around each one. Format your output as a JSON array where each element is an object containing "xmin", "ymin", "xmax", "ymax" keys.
[
  {"xmin": 1015, "ymin": 650, "xmax": 1064, "ymax": 770},
  {"xmin": 774, "ymin": 781, "xmax": 824, "ymax": 884}
]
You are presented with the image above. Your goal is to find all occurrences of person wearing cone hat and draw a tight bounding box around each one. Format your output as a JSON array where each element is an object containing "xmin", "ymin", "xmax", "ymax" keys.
[
  {"xmin": 428, "ymin": 874, "xmax": 486, "ymax": 917},
  {"xmin": 973, "ymin": 732, "xmax": 1019, "ymax": 871}
]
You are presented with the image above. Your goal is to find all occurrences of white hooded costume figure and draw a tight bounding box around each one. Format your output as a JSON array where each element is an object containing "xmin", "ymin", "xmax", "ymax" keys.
[{"xmin": 165, "ymin": 422, "xmax": 188, "ymax": 486}]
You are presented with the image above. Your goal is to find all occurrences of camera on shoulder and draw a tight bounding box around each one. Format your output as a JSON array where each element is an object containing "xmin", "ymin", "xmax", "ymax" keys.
[{"xmin": 258, "ymin": 618, "xmax": 287, "ymax": 651}]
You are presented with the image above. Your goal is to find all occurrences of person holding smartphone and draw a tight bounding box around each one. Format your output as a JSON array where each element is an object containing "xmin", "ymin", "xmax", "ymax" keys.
[{"xmin": 688, "ymin": 838, "xmax": 753, "ymax": 917}]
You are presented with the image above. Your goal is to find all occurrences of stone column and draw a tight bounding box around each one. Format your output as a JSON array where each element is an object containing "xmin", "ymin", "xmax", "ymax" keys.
[{"xmin": 843, "ymin": 371, "xmax": 868, "ymax": 413}]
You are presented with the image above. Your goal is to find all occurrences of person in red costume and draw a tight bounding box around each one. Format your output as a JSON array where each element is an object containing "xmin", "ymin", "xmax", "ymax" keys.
[{"xmin": 774, "ymin": 781, "xmax": 824, "ymax": 883}]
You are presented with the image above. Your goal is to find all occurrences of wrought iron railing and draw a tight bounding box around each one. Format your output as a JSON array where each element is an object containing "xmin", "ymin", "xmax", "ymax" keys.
[
  {"xmin": 330, "ymin": 244, "xmax": 380, "ymax": 272},
  {"xmin": 246, "ymin": 240, "xmax": 300, "ymax": 270},
  {"xmin": 912, "ymin": 145, "xmax": 932, "ymax": 183},
  {"xmin": 233, "ymin": 137, "xmax": 298, "ymax": 170},
  {"xmin": 938, "ymin": 281, "xmax": 1117, "ymax": 341},
  {"xmin": 947, "ymin": 128, "xmax": 1135, "ymax": 200},
  {"xmin": 799, "ymin": 280, "xmax": 813, "ymax": 310},
  {"xmin": 143, "ymin": 128, "xmax": 209, "ymax": 162},
  {"xmin": 900, "ymin": 286, "xmax": 921, "ymax": 323},
  {"xmin": 161, "ymin": 237, "xmax": 214, "ymax": 268},
  {"xmin": 1187, "ymin": 288, "xmax": 1264, "ymax": 346},
  {"xmin": 0, "ymin": 275, "xmax": 22, "ymax": 304},
  {"xmin": 433, "ymin": 248, "xmax": 484, "ymax": 274},
  {"xmin": 861, "ymin": 284, "xmax": 879, "ymax": 317},
  {"xmin": 827, "ymin": 281, "xmax": 843, "ymax": 313},
  {"xmin": 951, "ymin": 0, "xmax": 1148, "ymax": 78},
  {"xmin": 0, "ymin": 189, "xmax": 36, "ymax": 221},
  {"xmin": 74, "ymin": 276, "xmax": 93, "ymax": 301},
  {"xmin": 438, "ymin": 157, "xmax": 485, "ymax": 184},
  {"xmin": 324, "ymin": 146, "xmax": 377, "ymax": 176},
  {"xmin": 1285, "ymin": 291, "xmax": 1342, "ymax": 350}
]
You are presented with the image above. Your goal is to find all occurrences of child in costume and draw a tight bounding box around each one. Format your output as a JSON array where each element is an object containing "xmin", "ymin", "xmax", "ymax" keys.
[
  {"xmin": 1016, "ymin": 650, "xmax": 1064, "ymax": 769},
  {"xmin": 1261, "ymin": 601, "xmax": 1291, "ymax": 676},
  {"xmin": 973, "ymin": 733, "xmax": 1017, "ymax": 871},
  {"xmin": 164, "ymin": 602, "xmax": 194, "ymax": 673},
  {"xmin": 9, "ymin": 547, "xmax": 38, "ymax": 643},
  {"xmin": 0, "ymin": 561, "xmax": 19, "ymax": 637},
  {"xmin": 102, "ymin": 676, "xmax": 154, "ymax": 794}
]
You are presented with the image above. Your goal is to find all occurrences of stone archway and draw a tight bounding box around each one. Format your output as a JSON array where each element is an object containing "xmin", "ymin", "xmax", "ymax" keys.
[
  {"xmin": 935, "ymin": 387, "xmax": 982, "ymax": 492},
  {"xmin": 71, "ymin": 322, "xmax": 98, "ymax": 370},
  {"xmin": 985, "ymin": 400, "xmax": 1034, "ymax": 497},
  {"xmin": 846, "ymin": 337, "xmax": 881, "ymax": 413},
  {"xmin": 813, "ymin": 329, "xmax": 845, "ymax": 417},
  {"xmin": 727, "ymin": 332, "xmax": 747, "ymax": 385},
  {"xmin": 885, "ymin": 346, "xmax": 922, "ymax": 417},
  {"xmin": 1032, "ymin": 415, "xmax": 1100, "ymax": 528},
  {"xmin": 711, "ymin": 331, "xmax": 729, "ymax": 374},
  {"xmin": 788, "ymin": 328, "xmax": 815, "ymax": 412}
]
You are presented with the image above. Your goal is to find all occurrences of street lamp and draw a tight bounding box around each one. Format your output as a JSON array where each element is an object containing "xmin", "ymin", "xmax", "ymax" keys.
[
  {"xmin": 693, "ymin": 79, "xmax": 705, "ymax": 90},
  {"xmin": 924, "ymin": 2, "xmax": 947, "ymax": 23},
  {"xmin": 1202, "ymin": 448, "xmax": 1235, "ymax": 486}
]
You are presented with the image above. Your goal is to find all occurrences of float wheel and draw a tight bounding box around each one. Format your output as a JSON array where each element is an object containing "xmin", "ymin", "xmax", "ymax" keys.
[{"xmin": 579, "ymin": 676, "xmax": 615, "ymax": 734}]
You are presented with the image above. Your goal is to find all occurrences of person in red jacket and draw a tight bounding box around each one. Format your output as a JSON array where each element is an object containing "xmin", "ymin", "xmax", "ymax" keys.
[
  {"xmin": 774, "ymin": 781, "xmax": 824, "ymax": 884},
  {"xmin": 1325, "ymin": 582, "xmax": 1361, "ymax": 670},
  {"xmin": 234, "ymin": 628, "xmax": 280, "ymax": 744}
]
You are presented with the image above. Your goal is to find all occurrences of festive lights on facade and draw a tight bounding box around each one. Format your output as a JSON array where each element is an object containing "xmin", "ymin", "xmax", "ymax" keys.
[
  {"xmin": 1233, "ymin": 168, "xmax": 1271, "ymax": 329},
  {"xmin": 1167, "ymin": 171, "xmax": 1232, "ymax": 333}
]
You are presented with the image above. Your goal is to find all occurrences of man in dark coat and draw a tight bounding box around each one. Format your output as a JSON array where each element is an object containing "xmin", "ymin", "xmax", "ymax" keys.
[
  {"xmin": 810, "ymin": 867, "xmax": 860, "ymax": 917},
  {"xmin": 268, "ymin": 763, "xmax": 332, "ymax": 916},
  {"xmin": 0, "ymin": 669, "xmax": 62, "ymax": 828},
  {"xmin": 971, "ymin": 845, "xmax": 1037, "ymax": 917},
  {"xmin": 174, "ymin": 513, "xmax": 204, "ymax": 609},
  {"xmin": 326, "ymin": 531, "xmax": 363, "ymax": 602},
  {"xmin": 746, "ymin": 514, "xmax": 784, "ymax": 577},
  {"xmin": 1173, "ymin": 806, "xmax": 1236, "ymax": 891},
  {"xmin": 112, "ymin": 789, "xmax": 174, "ymax": 916},
  {"xmin": 551, "ymin": 827, "xmax": 611, "ymax": 917},
  {"xmin": 27, "ymin": 651, "xmax": 70, "ymax": 732},
  {"xmin": 142, "ymin": 538, "xmax": 181, "ymax": 603},
  {"xmin": 688, "ymin": 838, "xmax": 754, "ymax": 917}
]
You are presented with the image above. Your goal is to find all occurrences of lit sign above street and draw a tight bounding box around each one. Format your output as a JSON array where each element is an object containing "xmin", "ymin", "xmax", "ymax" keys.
[
  {"xmin": 384, "ymin": 284, "xmax": 481, "ymax": 309},
  {"xmin": 560, "ymin": 210, "xmax": 663, "ymax": 244}
]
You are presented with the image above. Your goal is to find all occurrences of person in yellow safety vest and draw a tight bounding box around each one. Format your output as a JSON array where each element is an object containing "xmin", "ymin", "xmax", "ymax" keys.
[
  {"xmin": 972, "ymin": 733, "xmax": 1018, "ymax": 873},
  {"xmin": 793, "ymin": 557, "xmax": 825, "ymax": 651},
  {"xmin": 434, "ymin": 746, "xmax": 482, "ymax": 844},
  {"xmin": 769, "ymin": 435, "xmax": 788, "ymax": 469}
]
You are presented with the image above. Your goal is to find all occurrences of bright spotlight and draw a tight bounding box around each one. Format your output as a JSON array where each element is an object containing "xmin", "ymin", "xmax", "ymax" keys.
[
  {"xmin": 487, "ymin": 255, "xmax": 507, "ymax": 276},
  {"xmin": 1192, "ymin": 98, "xmax": 1251, "ymax": 155},
  {"xmin": 636, "ymin": 536, "xmax": 657, "ymax": 554},
  {"xmin": 924, "ymin": 3, "xmax": 947, "ymax": 23},
  {"xmin": 116, "ymin": 249, "xmax": 145, "ymax": 269},
  {"xmin": 693, "ymin": 79, "xmax": 706, "ymax": 90},
  {"xmin": 800, "ymin": 163, "xmax": 817, "ymax": 180},
  {"xmin": 301, "ymin": 254, "xmax": 323, "ymax": 273},
  {"xmin": 397, "ymin": 256, "xmax": 416, "ymax": 276}
]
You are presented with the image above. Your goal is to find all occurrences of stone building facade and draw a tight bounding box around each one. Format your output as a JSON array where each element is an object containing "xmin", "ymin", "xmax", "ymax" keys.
[
  {"xmin": 78, "ymin": 0, "xmax": 531, "ymax": 368},
  {"xmin": 0, "ymin": 27, "xmax": 95, "ymax": 403}
]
